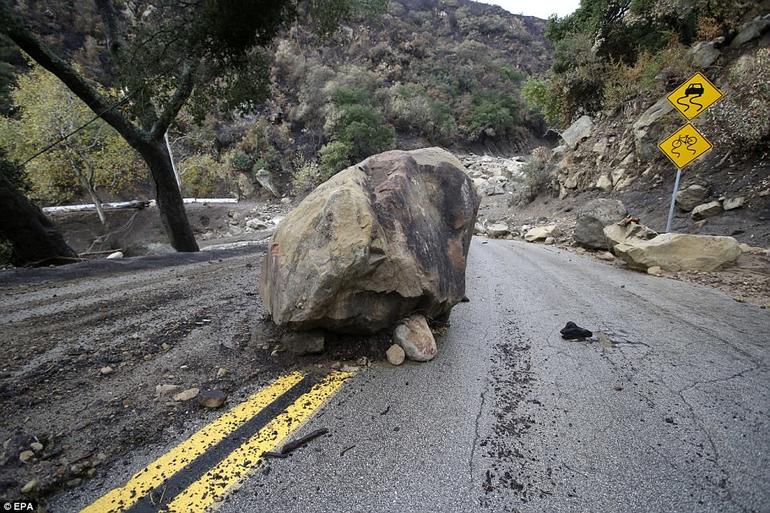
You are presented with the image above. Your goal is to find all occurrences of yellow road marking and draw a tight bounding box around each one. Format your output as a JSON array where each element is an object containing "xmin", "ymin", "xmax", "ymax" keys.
[
  {"xmin": 81, "ymin": 372, "xmax": 305, "ymax": 513},
  {"xmin": 165, "ymin": 371, "xmax": 352, "ymax": 513}
]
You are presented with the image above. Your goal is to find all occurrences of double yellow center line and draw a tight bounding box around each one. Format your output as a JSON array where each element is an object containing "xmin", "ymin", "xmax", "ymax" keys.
[{"xmin": 81, "ymin": 371, "xmax": 352, "ymax": 513}]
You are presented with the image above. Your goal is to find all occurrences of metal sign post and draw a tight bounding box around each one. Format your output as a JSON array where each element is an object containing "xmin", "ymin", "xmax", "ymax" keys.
[
  {"xmin": 665, "ymin": 168, "xmax": 683, "ymax": 233},
  {"xmin": 658, "ymin": 72, "xmax": 723, "ymax": 232}
]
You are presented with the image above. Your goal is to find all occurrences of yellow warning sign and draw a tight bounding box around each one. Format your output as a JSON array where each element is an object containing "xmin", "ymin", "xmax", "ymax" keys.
[
  {"xmin": 667, "ymin": 72, "xmax": 722, "ymax": 120},
  {"xmin": 658, "ymin": 123, "xmax": 713, "ymax": 169}
]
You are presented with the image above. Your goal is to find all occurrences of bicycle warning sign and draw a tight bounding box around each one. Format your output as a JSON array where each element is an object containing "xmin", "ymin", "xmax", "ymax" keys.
[
  {"xmin": 658, "ymin": 123, "xmax": 713, "ymax": 169},
  {"xmin": 667, "ymin": 72, "xmax": 722, "ymax": 120}
]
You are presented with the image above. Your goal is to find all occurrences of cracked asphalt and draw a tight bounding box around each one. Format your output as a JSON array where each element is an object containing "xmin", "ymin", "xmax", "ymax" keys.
[{"xmin": 56, "ymin": 238, "xmax": 770, "ymax": 512}]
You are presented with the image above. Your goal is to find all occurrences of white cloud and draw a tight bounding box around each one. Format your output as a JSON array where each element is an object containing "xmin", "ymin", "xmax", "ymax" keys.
[{"xmin": 475, "ymin": 0, "xmax": 580, "ymax": 19}]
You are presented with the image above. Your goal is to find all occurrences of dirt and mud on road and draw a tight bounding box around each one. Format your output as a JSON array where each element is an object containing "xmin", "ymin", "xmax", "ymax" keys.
[{"xmin": 0, "ymin": 246, "xmax": 388, "ymax": 506}]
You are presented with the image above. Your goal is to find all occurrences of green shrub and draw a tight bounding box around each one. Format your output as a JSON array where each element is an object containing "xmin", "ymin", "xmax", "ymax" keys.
[
  {"xmin": 292, "ymin": 154, "xmax": 322, "ymax": 193},
  {"xmin": 522, "ymin": 78, "xmax": 565, "ymax": 127},
  {"xmin": 464, "ymin": 90, "xmax": 519, "ymax": 139},
  {"xmin": 179, "ymin": 154, "xmax": 234, "ymax": 197},
  {"xmin": 386, "ymin": 83, "xmax": 457, "ymax": 143},
  {"xmin": 230, "ymin": 151, "xmax": 252, "ymax": 172},
  {"xmin": 319, "ymin": 140, "xmax": 353, "ymax": 179},
  {"xmin": 705, "ymin": 47, "xmax": 770, "ymax": 152},
  {"xmin": 518, "ymin": 147, "xmax": 553, "ymax": 204}
]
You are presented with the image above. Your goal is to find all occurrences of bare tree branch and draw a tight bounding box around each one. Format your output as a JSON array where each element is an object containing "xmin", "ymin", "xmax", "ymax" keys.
[{"xmin": 149, "ymin": 63, "xmax": 197, "ymax": 140}]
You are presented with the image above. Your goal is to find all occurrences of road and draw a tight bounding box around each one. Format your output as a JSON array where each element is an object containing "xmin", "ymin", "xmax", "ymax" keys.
[{"xmin": 46, "ymin": 239, "xmax": 770, "ymax": 512}]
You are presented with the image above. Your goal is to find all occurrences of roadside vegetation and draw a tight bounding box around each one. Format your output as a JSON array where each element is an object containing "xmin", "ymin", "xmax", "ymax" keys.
[{"xmin": 522, "ymin": 0, "xmax": 767, "ymax": 142}]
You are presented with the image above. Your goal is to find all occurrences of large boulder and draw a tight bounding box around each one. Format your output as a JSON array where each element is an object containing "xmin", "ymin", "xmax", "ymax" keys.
[
  {"xmin": 260, "ymin": 148, "xmax": 480, "ymax": 334},
  {"xmin": 613, "ymin": 234, "xmax": 741, "ymax": 272},
  {"xmin": 730, "ymin": 14, "xmax": 770, "ymax": 48},
  {"xmin": 676, "ymin": 184, "xmax": 710, "ymax": 212},
  {"xmin": 689, "ymin": 41, "xmax": 721, "ymax": 67},
  {"xmin": 560, "ymin": 115, "xmax": 594, "ymax": 149},
  {"xmin": 574, "ymin": 199, "xmax": 628, "ymax": 249},
  {"xmin": 604, "ymin": 221, "xmax": 658, "ymax": 251}
]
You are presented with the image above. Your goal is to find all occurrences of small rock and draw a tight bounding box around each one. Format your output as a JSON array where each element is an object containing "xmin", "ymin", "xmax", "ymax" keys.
[
  {"xmin": 691, "ymin": 201, "xmax": 722, "ymax": 220},
  {"xmin": 723, "ymin": 197, "xmax": 745, "ymax": 211},
  {"xmin": 282, "ymin": 330, "xmax": 325, "ymax": 356},
  {"xmin": 356, "ymin": 356, "xmax": 370, "ymax": 367},
  {"xmin": 216, "ymin": 367, "xmax": 229, "ymax": 378},
  {"xmin": 19, "ymin": 450, "xmax": 35, "ymax": 463},
  {"xmin": 676, "ymin": 184, "xmax": 710, "ymax": 212},
  {"xmin": 393, "ymin": 315, "xmax": 437, "ymax": 362},
  {"xmin": 30, "ymin": 442, "xmax": 43, "ymax": 453},
  {"xmin": 386, "ymin": 344, "xmax": 405, "ymax": 366},
  {"xmin": 525, "ymin": 225, "xmax": 558, "ymax": 242},
  {"xmin": 106, "ymin": 251, "xmax": 124, "ymax": 260},
  {"xmin": 197, "ymin": 389, "xmax": 227, "ymax": 409},
  {"xmin": 155, "ymin": 384, "xmax": 183, "ymax": 397},
  {"xmin": 485, "ymin": 222, "xmax": 509, "ymax": 238},
  {"xmin": 99, "ymin": 366, "xmax": 114, "ymax": 375},
  {"xmin": 340, "ymin": 364, "xmax": 360, "ymax": 373},
  {"xmin": 21, "ymin": 479, "xmax": 38, "ymax": 494},
  {"xmin": 596, "ymin": 251, "xmax": 615, "ymax": 261},
  {"xmin": 647, "ymin": 266, "xmax": 664, "ymax": 277},
  {"xmin": 161, "ymin": 343, "xmax": 171, "ymax": 351},
  {"xmin": 245, "ymin": 218, "xmax": 268, "ymax": 230},
  {"xmin": 173, "ymin": 388, "xmax": 200, "ymax": 402},
  {"xmin": 281, "ymin": 197, "xmax": 291, "ymax": 204}
]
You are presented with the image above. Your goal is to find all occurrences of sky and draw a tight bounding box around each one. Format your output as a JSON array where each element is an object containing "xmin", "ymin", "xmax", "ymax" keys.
[{"xmin": 475, "ymin": 0, "xmax": 581, "ymax": 20}]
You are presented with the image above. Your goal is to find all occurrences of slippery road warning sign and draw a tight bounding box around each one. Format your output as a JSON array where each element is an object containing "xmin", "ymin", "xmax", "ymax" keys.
[
  {"xmin": 667, "ymin": 72, "xmax": 722, "ymax": 120},
  {"xmin": 658, "ymin": 123, "xmax": 713, "ymax": 170}
]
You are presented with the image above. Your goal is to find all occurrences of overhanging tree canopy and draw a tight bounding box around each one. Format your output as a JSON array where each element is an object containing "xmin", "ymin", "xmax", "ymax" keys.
[{"xmin": 0, "ymin": 0, "xmax": 384, "ymax": 252}]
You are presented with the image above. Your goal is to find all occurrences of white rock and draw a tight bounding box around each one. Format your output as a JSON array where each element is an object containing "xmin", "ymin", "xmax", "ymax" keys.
[
  {"xmin": 723, "ymin": 197, "xmax": 745, "ymax": 211},
  {"xmin": 106, "ymin": 251, "xmax": 124, "ymax": 260},
  {"xmin": 155, "ymin": 384, "xmax": 183, "ymax": 397},
  {"xmin": 525, "ymin": 225, "xmax": 558, "ymax": 242},
  {"xmin": 596, "ymin": 175, "xmax": 612, "ymax": 191},
  {"xmin": 394, "ymin": 315, "xmax": 437, "ymax": 362},
  {"xmin": 561, "ymin": 115, "xmax": 594, "ymax": 149},
  {"xmin": 245, "ymin": 218, "xmax": 268, "ymax": 230},
  {"xmin": 691, "ymin": 201, "xmax": 723, "ymax": 220},
  {"xmin": 386, "ymin": 344, "xmax": 406, "ymax": 366},
  {"xmin": 486, "ymin": 222, "xmax": 509, "ymax": 238},
  {"xmin": 173, "ymin": 388, "xmax": 200, "ymax": 402}
]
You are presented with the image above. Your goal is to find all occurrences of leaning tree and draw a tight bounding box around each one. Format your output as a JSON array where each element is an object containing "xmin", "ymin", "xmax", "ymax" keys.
[{"xmin": 0, "ymin": 0, "xmax": 381, "ymax": 252}]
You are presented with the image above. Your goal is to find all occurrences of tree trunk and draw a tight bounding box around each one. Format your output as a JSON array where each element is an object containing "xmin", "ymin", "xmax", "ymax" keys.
[
  {"xmin": 0, "ymin": 174, "xmax": 78, "ymax": 265},
  {"xmin": 138, "ymin": 140, "xmax": 199, "ymax": 252},
  {"xmin": 79, "ymin": 174, "xmax": 107, "ymax": 225}
]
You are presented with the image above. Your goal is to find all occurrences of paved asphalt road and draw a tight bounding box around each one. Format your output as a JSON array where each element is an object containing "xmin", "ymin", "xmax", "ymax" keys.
[{"xmin": 58, "ymin": 238, "xmax": 770, "ymax": 513}]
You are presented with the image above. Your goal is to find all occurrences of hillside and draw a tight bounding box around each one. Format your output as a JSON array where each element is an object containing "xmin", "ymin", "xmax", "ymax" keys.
[
  {"xmin": 0, "ymin": 0, "xmax": 551, "ymax": 205},
  {"xmin": 177, "ymin": 0, "xmax": 553, "ymax": 197}
]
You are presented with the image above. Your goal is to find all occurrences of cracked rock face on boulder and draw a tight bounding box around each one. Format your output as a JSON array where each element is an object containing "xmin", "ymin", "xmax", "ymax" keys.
[{"xmin": 260, "ymin": 148, "xmax": 480, "ymax": 334}]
